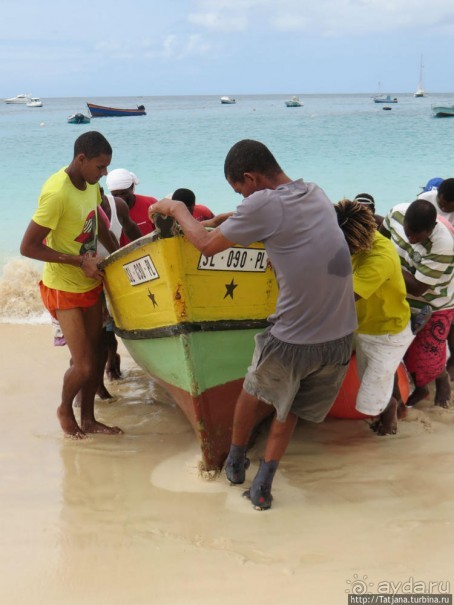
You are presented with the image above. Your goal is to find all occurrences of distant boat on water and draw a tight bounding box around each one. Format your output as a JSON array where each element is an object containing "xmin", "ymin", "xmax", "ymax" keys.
[
  {"xmin": 374, "ymin": 95, "xmax": 398, "ymax": 104},
  {"xmin": 285, "ymin": 95, "xmax": 303, "ymax": 107},
  {"xmin": 432, "ymin": 105, "xmax": 454, "ymax": 118},
  {"xmin": 86, "ymin": 102, "xmax": 146, "ymax": 117},
  {"xmin": 26, "ymin": 97, "xmax": 43, "ymax": 107},
  {"xmin": 4, "ymin": 93, "xmax": 32, "ymax": 104},
  {"xmin": 67, "ymin": 113, "xmax": 91, "ymax": 124},
  {"xmin": 220, "ymin": 96, "xmax": 236, "ymax": 104},
  {"xmin": 414, "ymin": 56, "xmax": 426, "ymax": 97}
]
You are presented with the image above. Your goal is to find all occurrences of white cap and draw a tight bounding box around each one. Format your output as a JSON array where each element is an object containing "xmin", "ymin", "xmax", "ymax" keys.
[{"xmin": 106, "ymin": 168, "xmax": 139, "ymax": 191}]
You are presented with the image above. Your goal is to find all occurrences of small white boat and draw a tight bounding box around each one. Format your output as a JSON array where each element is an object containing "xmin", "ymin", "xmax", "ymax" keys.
[
  {"xmin": 67, "ymin": 113, "xmax": 91, "ymax": 124},
  {"xmin": 4, "ymin": 93, "xmax": 32, "ymax": 104},
  {"xmin": 285, "ymin": 95, "xmax": 303, "ymax": 107},
  {"xmin": 414, "ymin": 56, "xmax": 425, "ymax": 98},
  {"xmin": 220, "ymin": 96, "xmax": 236, "ymax": 104},
  {"xmin": 26, "ymin": 97, "xmax": 43, "ymax": 107}
]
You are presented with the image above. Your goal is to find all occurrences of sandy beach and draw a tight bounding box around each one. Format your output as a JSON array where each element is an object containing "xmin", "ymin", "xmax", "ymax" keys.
[{"xmin": 1, "ymin": 322, "xmax": 454, "ymax": 605}]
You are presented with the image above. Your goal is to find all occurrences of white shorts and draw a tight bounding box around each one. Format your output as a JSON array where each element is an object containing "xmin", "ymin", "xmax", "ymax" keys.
[{"xmin": 355, "ymin": 322, "xmax": 414, "ymax": 416}]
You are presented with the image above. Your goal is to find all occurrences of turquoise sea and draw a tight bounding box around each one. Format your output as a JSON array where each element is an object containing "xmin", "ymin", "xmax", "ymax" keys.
[{"xmin": 1, "ymin": 92, "xmax": 454, "ymax": 321}]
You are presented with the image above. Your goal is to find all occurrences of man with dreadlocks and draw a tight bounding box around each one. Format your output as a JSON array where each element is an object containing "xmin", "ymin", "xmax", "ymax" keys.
[{"xmin": 335, "ymin": 199, "xmax": 414, "ymax": 435}]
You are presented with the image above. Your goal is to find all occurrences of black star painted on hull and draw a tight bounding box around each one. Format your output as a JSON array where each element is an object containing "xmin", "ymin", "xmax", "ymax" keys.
[
  {"xmin": 147, "ymin": 289, "xmax": 158, "ymax": 307},
  {"xmin": 224, "ymin": 278, "xmax": 238, "ymax": 299}
]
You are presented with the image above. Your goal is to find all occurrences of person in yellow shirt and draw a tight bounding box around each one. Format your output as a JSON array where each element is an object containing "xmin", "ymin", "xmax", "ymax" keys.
[
  {"xmin": 20, "ymin": 131, "xmax": 123, "ymax": 439},
  {"xmin": 335, "ymin": 199, "xmax": 414, "ymax": 435}
]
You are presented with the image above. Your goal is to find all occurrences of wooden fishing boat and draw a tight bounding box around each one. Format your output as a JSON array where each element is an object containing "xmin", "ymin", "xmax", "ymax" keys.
[
  {"xmin": 87, "ymin": 102, "xmax": 146, "ymax": 117},
  {"xmin": 100, "ymin": 229, "xmax": 411, "ymax": 470},
  {"xmin": 100, "ymin": 230, "xmax": 278, "ymax": 470}
]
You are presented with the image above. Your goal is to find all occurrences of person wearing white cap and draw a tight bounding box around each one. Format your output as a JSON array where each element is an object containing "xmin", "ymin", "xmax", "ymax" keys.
[{"xmin": 106, "ymin": 168, "xmax": 158, "ymax": 245}]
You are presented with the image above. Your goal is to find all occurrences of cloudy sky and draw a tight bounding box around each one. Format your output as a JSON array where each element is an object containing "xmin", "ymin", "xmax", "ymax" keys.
[{"xmin": 1, "ymin": 0, "xmax": 453, "ymax": 97}]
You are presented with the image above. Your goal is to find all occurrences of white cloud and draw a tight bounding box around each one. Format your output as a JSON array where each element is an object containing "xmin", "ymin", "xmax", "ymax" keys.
[
  {"xmin": 188, "ymin": 11, "xmax": 248, "ymax": 32},
  {"xmin": 188, "ymin": 0, "xmax": 454, "ymax": 36}
]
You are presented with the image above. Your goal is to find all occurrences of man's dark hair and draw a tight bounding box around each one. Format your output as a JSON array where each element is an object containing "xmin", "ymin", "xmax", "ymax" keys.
[
  {"xmin": 438, "ymin": 178, "xmax": 454, "ymax": 203},
  {"xmin": 172, "ymin": 188, "xmax": 196, "ymax": 211},
  {"xmin": 335, "ymin": 199, "xmax": 376, "ymax": 254},
  {"xmin": 354, "ymin": 192, "xmax": 376, "ymax": 214},
  {"xmin": 224, "ymin": 139, "xmax": 282, "ymax": 183},
  {"xmin": 73, "ymin": 131, "xmax": 112, "ymax": 159},
  {"xmin": 404, "ymin": 199, "xmax": 437, "ymax": 233}
]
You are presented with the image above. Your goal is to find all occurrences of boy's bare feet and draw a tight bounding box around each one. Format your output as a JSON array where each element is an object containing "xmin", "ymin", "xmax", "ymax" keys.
[
  {"xmin": 81, "ymin": 420, "xmax": 123, "ymax": 435},
  {"xmin": 435, "ymin": 370, "xmax": 451, "ymax": 408},
  {"xmin": 370, "ymin": 398, "xmax": 398, "ymax": 436},
  {"xmin": 447, "ymin": 357, "xmax": 454, "ymax": 382},
  {"xmin": 57, "ymin": 406, "xmax": 87, "ymax": 439},
  {"xmin": 406, "ymin": 385, "xmax": 430, "ymax": 407},
  {"xmin": 96, "ymin": 383, "xmax": 113, "ymax": 400},
  {"xmin": 106, "ymin": 353, "xmax": 122, "ymax": 380}
]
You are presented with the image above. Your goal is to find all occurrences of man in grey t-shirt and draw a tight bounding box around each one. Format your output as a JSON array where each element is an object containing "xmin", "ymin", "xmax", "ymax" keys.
[{"xmin": 151, "ymin": 139, "xmax": 357, "ymax": 510}]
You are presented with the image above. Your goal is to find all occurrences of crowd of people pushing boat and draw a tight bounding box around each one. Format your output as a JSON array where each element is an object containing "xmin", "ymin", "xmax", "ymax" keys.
[{"xmin": 19, "ymin": 131, "xmax": 454, "ymax": 510}]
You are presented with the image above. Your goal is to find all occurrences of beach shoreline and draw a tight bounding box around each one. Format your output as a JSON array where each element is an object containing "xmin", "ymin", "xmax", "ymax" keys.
[{"xmin": 1, "ymin": 322, "xmax": 453, "ymax": 604}]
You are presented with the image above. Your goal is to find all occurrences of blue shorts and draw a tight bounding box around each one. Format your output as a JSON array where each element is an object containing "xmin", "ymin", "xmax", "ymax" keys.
[{"xmin": 243, "ymin": 328, "xmax": 353, "ymax": 423}]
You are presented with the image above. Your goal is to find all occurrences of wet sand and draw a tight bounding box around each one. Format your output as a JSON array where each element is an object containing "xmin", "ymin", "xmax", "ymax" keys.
[{"xmin": 1, "ymin": 323, "xmax": 454, "ymax": 605}]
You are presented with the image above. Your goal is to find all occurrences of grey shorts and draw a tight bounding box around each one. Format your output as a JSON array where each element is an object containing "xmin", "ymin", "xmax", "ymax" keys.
[{"xmin": 243, "ymin": 328, "xmax": 353, "ymax": 423}]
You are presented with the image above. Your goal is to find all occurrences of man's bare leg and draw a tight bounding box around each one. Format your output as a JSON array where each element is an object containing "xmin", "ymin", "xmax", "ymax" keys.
[
  {"xmin": 263, "ymin": 412, "xmax": 298, "ymax": 461},
  {"xmin": 77, "ymin": 300, "xmax": 122, "ymax": 434},
  {"xmin": 231, "ymin": 389, "xmax": 272, "ymax": 446},
  {"xmin": 406, "ymin": 370, "xmax": 430, "ymax": 408},
  {"xmin": 225, "ymin": 389, "xmax": 272, "ymax": 484},
  {"xmin": 56, "ymin": 307, "xmax": 92, "ymax": 438},
  {"xmin": 243, "ymin": 411, "xmax": 298, "ymax": 510},
  {"xmin": 58, "ymin": 300, "xmax": 122, "ymax": 437},
  {"xmin": 446, "ymin": 324, "xmax": 454, "ymax": 381},
  {"xmin": 435, "ymin": 369, "xmax": 451, "ymax": 408},
  {"xmin": 370, "ymin": 396, "xmax": 398, "ymax": 435}
]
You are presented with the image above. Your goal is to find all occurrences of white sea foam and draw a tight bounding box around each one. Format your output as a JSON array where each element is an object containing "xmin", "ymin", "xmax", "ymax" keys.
[{"xmin": 0, "ymin": 258, "xmax": 47, "ymax": 323}]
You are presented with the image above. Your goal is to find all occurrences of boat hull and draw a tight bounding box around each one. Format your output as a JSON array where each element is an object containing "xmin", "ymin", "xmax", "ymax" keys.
[
  {"xmin": 432, "ymin": 106, "xmax": 454, "ymax": 118},
  {"xmin": 100, "ymin": 233, "xmax": 278, "ymax": 470},
  {"xmin": 101, "ymin": 233, "xmax": 410, "ymax": 470},
  {"xmin": 4, "ymin": 94, "xmax": 31, "ymax": 104},
  {"xmin": 67, "ymin": 113, "xmax": 91, "ymax": 124},
  {"xmin": 87, "ymin": 102, "xmax": 146, "ymax": 117},
  {"xmin": 374, "ymin": 96, "xmax": 398, "ymax": 103},
  {"xmin": 121, "ymin": 328, "xmax": 272, "ymax": 469}
]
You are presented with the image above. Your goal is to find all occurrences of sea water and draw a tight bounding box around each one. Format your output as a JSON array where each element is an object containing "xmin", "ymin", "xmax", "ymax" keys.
[{"xmin": 1, "ymin": 92, "xmax": 454, "ymax": 321}]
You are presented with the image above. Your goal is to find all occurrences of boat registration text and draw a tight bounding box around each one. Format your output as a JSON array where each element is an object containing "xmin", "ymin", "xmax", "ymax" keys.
[
  {"xmin": 123, "ymin": 255, "xmax": 159, "ymax": 286},
  {"xmin": 198, "ymin": 247, "xmax": 268, "ymax": 272}
]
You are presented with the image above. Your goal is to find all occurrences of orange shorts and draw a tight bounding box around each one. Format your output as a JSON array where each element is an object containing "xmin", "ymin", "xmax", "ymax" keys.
[{"xmin": 39, "ymin": 281, "xmax": 103, "ymax": 319}]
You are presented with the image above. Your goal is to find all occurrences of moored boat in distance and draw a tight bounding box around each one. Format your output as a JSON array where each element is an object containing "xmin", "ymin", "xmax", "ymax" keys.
[
  {"xmin": 374, "ymin": 95, "xmax": 398, "ymax": 103},
  {"xmin": 414, "ymin": 55, "xmax": 426, "ymax": 97},
  {"xmin": 432, "ymin": 105, "xmax": 454, "ymax": 118},
  {"xmin": 26, "ymin": 97, "xmax": 43, "ymax": 107},
  {"xmin": 87, "ymin": 102, "xmax": 146, "ymax": 117},
  {"xmin": 220, "ymin": 96, "xmax": 236, "ymax": 104},
  {"xmin": 285, "ymin": 95, "xmax": 303, "ymax": 107},
  {"xmin": 4, "ymin": 93, "xmax": 32, "ymax": 104},
  {"xmin": 67, "ymin": 112, "xmax": 91, "ymax": 124}
]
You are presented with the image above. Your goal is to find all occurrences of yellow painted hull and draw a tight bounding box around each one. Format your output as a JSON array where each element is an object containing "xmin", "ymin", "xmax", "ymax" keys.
[{"xmin": 101, "ymin": 233, "xmax": 278, "ymax": 333}]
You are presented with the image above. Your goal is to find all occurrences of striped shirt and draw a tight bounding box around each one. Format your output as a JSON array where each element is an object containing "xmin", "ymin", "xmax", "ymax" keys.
[{"xmin": 383, "ymin": 203, "xmax": 454, "ymax": 311}]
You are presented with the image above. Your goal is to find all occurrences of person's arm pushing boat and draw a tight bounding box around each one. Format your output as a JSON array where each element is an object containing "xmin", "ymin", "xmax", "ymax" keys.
[{"xmin": 151, "ymin": 199, "xmax": 234, "ymax": 257}]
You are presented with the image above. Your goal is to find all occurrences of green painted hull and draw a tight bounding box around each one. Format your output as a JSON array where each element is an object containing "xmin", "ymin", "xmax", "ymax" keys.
[{"xmin": 121, "ymin": 328, "xmax": 271, "ymax": 470}]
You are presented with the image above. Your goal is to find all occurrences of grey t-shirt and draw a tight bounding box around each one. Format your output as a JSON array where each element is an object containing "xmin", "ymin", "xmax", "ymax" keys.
[{"xmin": 220, "ymin": 179, "xmax": 357, "ymax": 344}]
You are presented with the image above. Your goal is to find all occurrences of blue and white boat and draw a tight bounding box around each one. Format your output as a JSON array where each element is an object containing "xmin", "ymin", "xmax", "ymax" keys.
[{"xmin": 374, "ymin": 95, "xmax": 398, "ymax": 104}]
